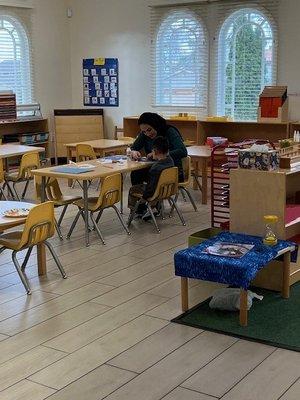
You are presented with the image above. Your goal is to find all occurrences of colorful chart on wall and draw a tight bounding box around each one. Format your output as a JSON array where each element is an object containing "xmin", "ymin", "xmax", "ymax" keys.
[{"xmin": 83, "ymin": 58, "xmax": 119, "ymax": 107}]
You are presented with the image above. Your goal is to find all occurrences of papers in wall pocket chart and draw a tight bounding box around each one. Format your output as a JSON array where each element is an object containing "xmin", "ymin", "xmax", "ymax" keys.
[{"xmin": 83, "ymin": 58, "xmax": 119, "ymax": 107}]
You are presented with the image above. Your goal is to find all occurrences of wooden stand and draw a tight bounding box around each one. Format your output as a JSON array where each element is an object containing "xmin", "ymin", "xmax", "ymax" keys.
[
  {"xmin": 54, "ymin": 109, "xmax": 104, "ymax": 160},
  {"xmin": 230, "ymin": 168, "xmax": 300, "ymax": 291}
]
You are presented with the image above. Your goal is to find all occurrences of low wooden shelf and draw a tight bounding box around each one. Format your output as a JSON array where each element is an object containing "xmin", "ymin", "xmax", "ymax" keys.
[
  {"xmin": 0, "ymin": 117, "xmax": 50, "ymax": 158},
  {"xmin": 230, "ymin": 168, "xmax": 300, "ymax": 291},
  {"xmin": 123, "ymin": 116, "xmax": 291, "ymax": 145}
]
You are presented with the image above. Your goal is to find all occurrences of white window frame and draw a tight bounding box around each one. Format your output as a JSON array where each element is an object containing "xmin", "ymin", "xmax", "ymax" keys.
[
  {"xmin": 154, "ymin": 9, "xmax": 208, "ymax": 113},
  {"xmin": 217, "ymin": 7, "xmax": 277, "ymax": 120},
  {"xmin": 0, "ymin": 13, "xmax": 33, "ymax": 104}
]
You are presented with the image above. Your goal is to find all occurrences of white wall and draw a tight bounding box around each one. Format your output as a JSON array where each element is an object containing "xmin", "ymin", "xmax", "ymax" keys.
[
  {"xmin": 7, "ymin": 0, "xmax": 299, "ymax": 138},
  {"xmin": 31, "ymin": 0, "xmax": 72, "ymax": 135},
  {"xmin": 66, "ymin": 0, "xmax": 300, "ymax": 137},
  {"xmin": 67, "ymin": 0, "xmax": 151, "ymax": 137}
]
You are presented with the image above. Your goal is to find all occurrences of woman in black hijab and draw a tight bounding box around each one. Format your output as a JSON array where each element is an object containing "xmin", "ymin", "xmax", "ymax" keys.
[{"xmin": 130, "ymin": 112, "xmax": 187, "ymax": 184}]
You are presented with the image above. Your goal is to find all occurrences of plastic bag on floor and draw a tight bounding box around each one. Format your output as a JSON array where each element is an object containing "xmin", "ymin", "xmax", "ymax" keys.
[{"xmin": 209, "ymin": 288, "xmax": 263, "ymax": 311}]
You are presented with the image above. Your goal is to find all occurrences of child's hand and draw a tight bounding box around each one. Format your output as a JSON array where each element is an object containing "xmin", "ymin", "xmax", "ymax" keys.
[{"xmin": 147, "ymin": 152, "xmax": 155, "ymax": 160}]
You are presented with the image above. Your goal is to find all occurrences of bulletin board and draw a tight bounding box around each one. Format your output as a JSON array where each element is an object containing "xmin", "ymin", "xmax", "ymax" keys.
[{"xmin": 83, "ymin": 58, "xmax": 119, "ymax": 107}]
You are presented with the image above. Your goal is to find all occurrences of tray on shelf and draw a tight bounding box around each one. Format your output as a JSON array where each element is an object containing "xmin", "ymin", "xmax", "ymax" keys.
[{"xmin": 279, "ymin": 144, "xmax": 300, "ymax": 168}]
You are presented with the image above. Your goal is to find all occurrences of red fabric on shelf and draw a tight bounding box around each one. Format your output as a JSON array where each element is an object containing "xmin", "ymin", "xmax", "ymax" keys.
[{"xmin": 285, "ymin": 204, "xmax": 300, "ymax": 225}]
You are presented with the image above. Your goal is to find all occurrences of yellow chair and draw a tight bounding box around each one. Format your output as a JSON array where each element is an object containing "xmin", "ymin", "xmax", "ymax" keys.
[
  {"xmin": 34, "ymin": 176, "xmax": 82, "ymax": 240},
  {"xmin": 67, "ymin": 173, "xmax": 130, "ymax": 244},
  {"xmin": 127, "ymin": 167, "xmax": 186, "ymax": 233},
  {"xmin": 0, "ymin": 159, "xmax": 7, "ymax": 200},
  {"xmin": 4, "ymin": 152, "xmax": 40, "ymax": 200},
  {"xmin": 0, "ymin": 202, "xmax": 66, "ymax": 294},
  {"xmin": 172, "ymin": 156, "xmax": 197, "ymax": 212},
  {"xmin": 76, "ymin": 144, "xmax": 97, "ymax": 162}
]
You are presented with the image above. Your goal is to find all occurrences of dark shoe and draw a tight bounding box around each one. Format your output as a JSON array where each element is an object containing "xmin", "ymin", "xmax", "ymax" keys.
[{"xmin": 142, "ymin": 209, "xmax": 160, "ymax": 222}]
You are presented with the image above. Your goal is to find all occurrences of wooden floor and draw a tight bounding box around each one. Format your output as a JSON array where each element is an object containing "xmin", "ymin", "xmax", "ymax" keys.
[{"xmin": 0, "ymin": 180, "xmax": 299, "ymax": 400}]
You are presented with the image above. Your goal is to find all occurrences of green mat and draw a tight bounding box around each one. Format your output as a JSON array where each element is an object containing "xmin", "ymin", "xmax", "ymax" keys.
[{"xmin": 172, "ymin": 282, "xmax": 300, "ymax": 352}]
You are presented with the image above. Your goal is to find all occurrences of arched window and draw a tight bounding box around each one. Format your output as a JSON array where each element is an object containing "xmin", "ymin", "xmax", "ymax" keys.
[
  {"xmin": 155, "ymin": 10, "xmax": 208, "ymax": 109},
  {"xmin": 0, "ymin": 14, "xmax": 33, "ymax": 104},
  {"xmin": 217, "ymin": 8, "xmax": 276, "ymax": 121}
]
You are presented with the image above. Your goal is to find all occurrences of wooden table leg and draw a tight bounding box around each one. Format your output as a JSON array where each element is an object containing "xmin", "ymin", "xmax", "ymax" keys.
[
  {"xmin": 239, "ymin": 289, "xmax": 248, "ymax": 326},
  {"xmin": 67, "ymin": 147, "xmax": 73, "ymax": 187},
  {"xmin": 181, "ymin": 277, "xmax": 189, "ymax": 311},
  {"xmin": 201, "ymin": 158, "xmax": 208, "ymax": 205},
  {"xmin": 192, "ymin": 160, "xmax": 199, "ymax": 190},
  {"xmin": 37, "ymin": 243, "xmax": 46, "ymax": 276},
  {"xmin": 282, "ymin": 251, "xmax": 291, "ymax": 299}
]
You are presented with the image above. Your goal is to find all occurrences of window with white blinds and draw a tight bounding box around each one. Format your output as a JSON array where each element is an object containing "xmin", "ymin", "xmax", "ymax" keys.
[
  {"xmin": 0, "ymin": 11, "xmax": 33, "ymax": 105},
  {"xmin": 153, "ymin": 8, "xmax": 208, "ymax": 113},
  {"xmin": 151, "ymin": 0, "xmax": 278, "ymax": 121},
  {"xmin": 217, "ymin": 8, "xmax": 276, "ymax": 121}
]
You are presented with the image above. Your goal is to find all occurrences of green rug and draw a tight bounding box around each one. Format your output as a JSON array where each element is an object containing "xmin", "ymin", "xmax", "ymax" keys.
[{"xmin": 172, "ymin": 282, "xmax": 300, "ymax": 352}]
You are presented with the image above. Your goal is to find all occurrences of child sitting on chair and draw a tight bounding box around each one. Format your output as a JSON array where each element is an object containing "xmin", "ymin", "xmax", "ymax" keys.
[{"xmin": 128, "ymin": 136, "xmax": 174, "ymax": 219}]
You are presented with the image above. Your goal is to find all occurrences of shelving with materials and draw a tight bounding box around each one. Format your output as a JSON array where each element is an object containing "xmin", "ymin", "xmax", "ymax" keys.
[
  {"xmin": 0, "ymin": 117, "xmax": 50, "ymax": 167},
  {"xmin": 230, "ymin": 167, "xmax": 300, "ymax": 291}
]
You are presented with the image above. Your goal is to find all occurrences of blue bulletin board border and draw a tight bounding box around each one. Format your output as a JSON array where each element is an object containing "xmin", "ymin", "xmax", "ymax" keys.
[{"xmin": 83, "ymin": 58, "xmax": 119, "ymax": 107}]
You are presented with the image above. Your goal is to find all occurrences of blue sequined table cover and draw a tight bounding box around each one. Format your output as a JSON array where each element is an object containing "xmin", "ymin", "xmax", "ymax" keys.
[{"xmin": 174, "ymin": 232, "xmax": 297, "ymax": 289}]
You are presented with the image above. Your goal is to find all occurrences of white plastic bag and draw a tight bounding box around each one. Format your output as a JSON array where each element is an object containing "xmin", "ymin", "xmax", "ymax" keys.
[{"xmin": 209, "ymin": 288, "xmax": 263, "ymax": 311}]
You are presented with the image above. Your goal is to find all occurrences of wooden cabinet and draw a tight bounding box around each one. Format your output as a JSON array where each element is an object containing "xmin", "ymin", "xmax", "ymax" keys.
[
  {"xmin": 0, "ymin": 117, "xmax": 50, "ymax": 158},
  {"xmin": 123, "ymin": 116, "xmax": 290, "ymax": 145},
  {"xmin": 123, "ymin": 116, "xmax": 199, "ymax": 143},
  {"xmin": 230, "ymin": 168, "xmax": 300, "ymax": 290},
  {"xmin": 54, "ymin": 109, "xmax": 104, "ymax": 159}
]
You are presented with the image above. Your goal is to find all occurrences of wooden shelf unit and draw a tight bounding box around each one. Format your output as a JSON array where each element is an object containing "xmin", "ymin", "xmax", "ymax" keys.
[
  {"xmin": 197, "ymin": 120, "xmax": 290, "ymax": 144},
  {"xmin": 123, "ymin": 116, "xmax": 199, "ymax": 143},
  {"xmin": 123, "ymin": 117, "xmax": 291, "ymax": 145},
  {"xmin": 0, "ymin": 117, "xmax": 49, "ymax": 157},
  {"xmin": 54, "ymin": 109, "xmax": 104, "ymax": 160},
  {"xmin": 230, "ymin": 168, "xmax": 300, "ymax": 291}
]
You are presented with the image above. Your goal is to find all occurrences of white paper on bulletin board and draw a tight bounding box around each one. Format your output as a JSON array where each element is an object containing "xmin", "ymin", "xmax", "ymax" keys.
[{"xmin": 83, "ymin": 58, "xmax": 119, "ymax": 107}]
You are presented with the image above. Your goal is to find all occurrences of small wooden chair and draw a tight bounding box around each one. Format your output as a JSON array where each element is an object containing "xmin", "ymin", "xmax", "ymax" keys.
[
  {"xmin": 127, "ymin": 167, "xmax": 186, "ymax": 233},
  {"xmin": 67, "ymin": 173, "xmax": 130, "ymax": 244},
  {"xmin": 4, "ymin": 152, "xmax": 40, "ymax": 200},
  {"xmin": 0, "ymin": 202, "xmax": 66, "ymax": 294}
]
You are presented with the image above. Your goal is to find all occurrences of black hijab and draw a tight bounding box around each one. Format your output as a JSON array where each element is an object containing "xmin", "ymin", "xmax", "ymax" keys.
[{"xmin": 138, "ymin": 112, "xmax": 167, "ymax": 136}]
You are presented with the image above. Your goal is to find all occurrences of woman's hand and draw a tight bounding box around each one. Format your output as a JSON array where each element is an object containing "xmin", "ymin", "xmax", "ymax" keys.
[
  {"xmin": 147, "ymin": 152, "xmax": 154, "ymax": 160},
  {"xmin": 130, "ymin": 150, "xmax": 141, "ymax": 160}
]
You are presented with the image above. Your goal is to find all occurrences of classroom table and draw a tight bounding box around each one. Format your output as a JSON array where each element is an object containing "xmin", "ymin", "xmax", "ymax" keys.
[
  {"xmin": 175, "ymin": 231, "xmax": 296, "ymax": 326},
  {"xmin": 65, "ymin": 139, "xmax": 133, "ymax": 187},
  {"xmin": 187, "ymin": 145, "xmax": 211, "ymax": 205},
  {"xmin": 65, "ymin": 139, "xmax": 131, "ymax": 160},
  {"xmin": 32, "ymin": 158, "xmax": 152, "ymax": 247},
  {"xmin": 0, "ymin": 200, "xmax": 47, "ymax": 276},
  {"xmin": 0, "ymin": 144, "xmax": 45, "ymax": 170}
]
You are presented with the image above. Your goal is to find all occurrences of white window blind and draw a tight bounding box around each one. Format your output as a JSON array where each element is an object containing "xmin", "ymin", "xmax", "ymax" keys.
[
  {"xmin": 151, "ymin": 5, "xmax": 208, "ymax": 117},
  {"xmin": 0, "ymin": 6, "xmax": 34, "ymax": 105},
  {"xmin": 217, "ymin": 6, "xmax": 277, "ymax": 121},
  {"xmin": 151, "ymin": 0, "xmax": 278, "ymax": 121}
]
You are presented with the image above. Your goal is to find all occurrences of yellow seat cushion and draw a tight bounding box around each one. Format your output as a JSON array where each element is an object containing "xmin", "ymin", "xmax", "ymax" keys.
[{"xmin": 0, "ymin": 231, "xmax": 22, "ymax": 250}]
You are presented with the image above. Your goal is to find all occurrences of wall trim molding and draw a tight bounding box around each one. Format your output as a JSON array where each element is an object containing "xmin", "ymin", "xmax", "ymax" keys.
[{"xmin": 0, "ymin": 0, "xmax": 33, "ymax": 8}]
